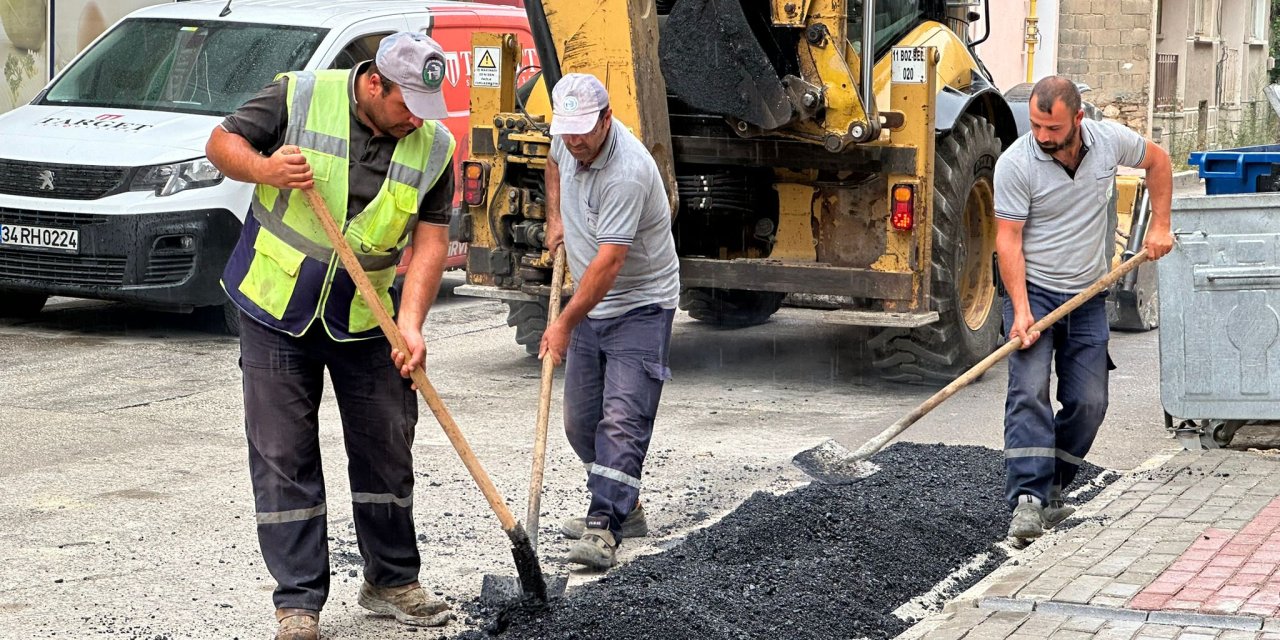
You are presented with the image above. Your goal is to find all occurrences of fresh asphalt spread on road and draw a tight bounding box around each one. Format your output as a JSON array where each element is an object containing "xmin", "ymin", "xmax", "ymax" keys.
[{"xmin": 458, "ymin": 442, "xmax": 1113, "ymax": 640}]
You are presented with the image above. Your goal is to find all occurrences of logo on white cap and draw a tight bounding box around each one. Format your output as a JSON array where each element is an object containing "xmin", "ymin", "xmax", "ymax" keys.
[
  {"xmin": 423, "ymin": 57, "xmax": 445, "ymax": 90},
  {"xmin": 563, "ymin": 96, "xmax": 580, "ymax": 113}
]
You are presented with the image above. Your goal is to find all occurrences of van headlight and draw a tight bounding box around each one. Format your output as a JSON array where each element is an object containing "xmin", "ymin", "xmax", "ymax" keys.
[{"xmin": 130, "ymin": 158, "xmax": 224, "ymax": 196}]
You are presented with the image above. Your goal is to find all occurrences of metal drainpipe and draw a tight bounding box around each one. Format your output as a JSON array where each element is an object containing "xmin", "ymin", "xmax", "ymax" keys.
[
  {"xmin": 524, "ymin": 0, "xmax": 562, "ymax": 92},
  {"xmin": 1026, "ymin": 0, "xmax": 1039, "ymax": 83}
]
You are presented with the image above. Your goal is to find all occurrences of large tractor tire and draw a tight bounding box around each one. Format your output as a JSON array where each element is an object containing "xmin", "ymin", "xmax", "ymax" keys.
[
  {"xmin": 870, "ymin": 113, "xmax": 1003, "ymax": 384},
  {"xmin": 506, "ymin": 300, "xmax": 548, "ymax": 356},
  {"xmin": 680, "ymin": 287, "xmax": 785, "ymax": 328}
]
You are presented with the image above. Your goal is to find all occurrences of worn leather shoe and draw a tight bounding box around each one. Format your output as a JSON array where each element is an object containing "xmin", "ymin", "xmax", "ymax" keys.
[
  {"xmin": 1043, "ymin": 504, "xmax": 1076, "ymax": 529},
  {"xmin": 1007, "ymin": 501, "xmax": 1045, "ymax": 540},
  {"xmin": 357, "ymin": 581, "xmax": 452, "ymax": 627},
  {"xmin": 275, "ymin": 608, "xmax": 319, "ymax": 640},
  {"xmin": 567, "ymin": 527, "xmax": 618, "ymax": 570},
  {"xmin": 561, "ymin": 505, "xmax": 649, "ymax": 540}
]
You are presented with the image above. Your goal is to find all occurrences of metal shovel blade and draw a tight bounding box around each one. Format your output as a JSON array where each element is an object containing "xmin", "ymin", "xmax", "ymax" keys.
[
  {"xmin": 480, "ymin": 572, "xmax": 568, "ymax": 608},
  {"xmin": 790, "ymin": 439, "xmax": 881, "ymax": 485}
]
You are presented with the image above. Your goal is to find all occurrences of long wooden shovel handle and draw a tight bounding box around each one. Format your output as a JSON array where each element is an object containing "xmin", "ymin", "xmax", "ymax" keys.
[
  {"xmin": 526, "ymin": 246, "xmax": 566, "ymax": 550},
  {"xmin": 848, "ymin": 249, "xmax": 1150, "ymax": 461},
  {"xmin": 302, "ymin": 189, "xmax": 519, "ymax": 532}
]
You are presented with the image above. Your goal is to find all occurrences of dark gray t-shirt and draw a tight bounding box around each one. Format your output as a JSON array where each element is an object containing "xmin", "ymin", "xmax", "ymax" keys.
[
  {"xmin": 551, "ymin": 122, "xmax": 680, "ymax": 319},
  {"xmin": 994, "ymin": 119, "xmax": 1147, "ymax": 293},
  {"xmin": 219, "ymin": 61, "xmax": 454, "ymax": 225}
]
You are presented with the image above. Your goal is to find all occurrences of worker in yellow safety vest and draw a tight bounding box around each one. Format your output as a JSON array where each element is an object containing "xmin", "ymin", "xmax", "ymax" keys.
[{"xmin": 205, "ymin": 31, "xmax": 456, "ymax": 640}]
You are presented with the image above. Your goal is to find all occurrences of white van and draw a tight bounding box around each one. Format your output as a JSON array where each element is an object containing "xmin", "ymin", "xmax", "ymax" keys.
[{"xmin": 0, "ymin": 0, "xmax": 536, "ymax": 333}]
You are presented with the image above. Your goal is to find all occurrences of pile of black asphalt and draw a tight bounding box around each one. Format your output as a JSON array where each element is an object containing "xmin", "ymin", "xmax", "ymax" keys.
[{"xmin": 458, "ymin": 442, "xmax": 1110, "ymax": 640}]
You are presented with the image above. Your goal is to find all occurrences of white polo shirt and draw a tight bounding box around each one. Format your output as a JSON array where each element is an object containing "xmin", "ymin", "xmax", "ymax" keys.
[{"xmin": 994, "ymin": 119, "xmax": 1147, "ymax": 293}]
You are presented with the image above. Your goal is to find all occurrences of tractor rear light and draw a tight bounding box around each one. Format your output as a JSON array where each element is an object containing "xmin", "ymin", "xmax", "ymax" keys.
[
  {"xmin": 890, "ymin": 184, "xmax": 915, "ymax": 231},
  {"xmin": 462, "ymin": 161, "xmax": 489, "ymax": 207}
]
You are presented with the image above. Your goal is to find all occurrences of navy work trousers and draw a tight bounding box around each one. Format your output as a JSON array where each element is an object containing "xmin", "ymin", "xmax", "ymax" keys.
[
  {"xmin": 563, "ymin": 304, "xmax": 675, "ymax": 539},
  {"xmin": 239, "ymin": 313, "xmax": 420, "ymax": 611},
  {"xmin": 1003, "ymin": 283, "xmax": 1113, "ymax": 510}
]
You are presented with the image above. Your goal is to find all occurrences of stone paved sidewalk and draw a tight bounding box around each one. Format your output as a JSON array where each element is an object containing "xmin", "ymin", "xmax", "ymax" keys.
[{"xmin": 900, "ymin": 449, "xmax": 1280, "ymax": 640}]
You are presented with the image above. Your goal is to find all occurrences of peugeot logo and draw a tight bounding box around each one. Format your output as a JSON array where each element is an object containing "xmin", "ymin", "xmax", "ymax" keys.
[{"xmin": 37, "ymin": 170, "xmax": 55, "ymax": 191}]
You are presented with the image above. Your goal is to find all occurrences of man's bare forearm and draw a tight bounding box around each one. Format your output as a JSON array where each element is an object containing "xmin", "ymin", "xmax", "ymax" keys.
[
  {"xmin": 206, "ymin": 127, "xmax": 266, "ymax": 184},
  {"xmin": 398, "ymin": 224, "xmax": 449, "ymax": 330},
  {"xmin": 996, "ymin": 222, "xmax": 1030, "ymax": 318},
  {"xmin": 555, "ymin": 246, "xmax": 626, "ymax": 330}
]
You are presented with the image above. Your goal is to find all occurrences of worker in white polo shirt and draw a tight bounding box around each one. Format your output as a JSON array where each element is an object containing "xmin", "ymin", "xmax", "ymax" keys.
[{"xmin": 995, "ymin": 76, "xmax": 1174, "ymax": 542}]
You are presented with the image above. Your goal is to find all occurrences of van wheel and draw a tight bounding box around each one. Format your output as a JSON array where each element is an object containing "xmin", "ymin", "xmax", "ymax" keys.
[
  {"xmin": 201, "ymin": 302, "xmax": 242, "ymax": 336},
  {"xmin": 2, "ymin": 293, "xmax": 48, "ymax": 318}
]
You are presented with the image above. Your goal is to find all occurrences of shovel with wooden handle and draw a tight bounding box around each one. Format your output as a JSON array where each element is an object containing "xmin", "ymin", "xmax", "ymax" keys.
[
  {"xmin": 792, "ymin": 249, "xmax": 1150, "ymax": 485},
  {"xmin": 527, "ymin": 245, "xmax": 567, "ymax": 552},
  {"xmin": 301, "ymin": 189, "xmax": 550, "ymax": 602}
]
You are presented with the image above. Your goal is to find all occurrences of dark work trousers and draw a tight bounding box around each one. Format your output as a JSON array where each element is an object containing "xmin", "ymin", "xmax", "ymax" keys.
[
  {"xmin": 563, "ymin": 304, "xmax": 675, "ymax": 539},
  {"xmin": 238, "ymin": 313, "xmax": 420, "ymax": 612},
  {"xmin": 1003, "ymin": 283, "xmax": 1114, "ymax": 510}
]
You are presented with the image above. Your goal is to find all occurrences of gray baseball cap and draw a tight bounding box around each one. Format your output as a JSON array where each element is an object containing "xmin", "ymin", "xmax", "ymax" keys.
[
  {"xmin": 551, "ymin": 74, "xmax": 610, "ymax": 135},
  {"xmin": 375, "ymin": 32, "xmax": 449, "ymax": 120}
]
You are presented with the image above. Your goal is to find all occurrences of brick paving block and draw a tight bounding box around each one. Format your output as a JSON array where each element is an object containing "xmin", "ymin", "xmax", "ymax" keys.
[
  {"xmin": 1023, "ymin": 577, "xmax": 1072, "ymax": 601},
  {"xmin": 1248, "ymin": 590, "xmax": 1280, "ymax": 605},
  {"xmin": 1014, "ymin": 613, "xmax": 1070, "ymax": 637},
  {"xmin": 1239, "ymin": 563, "xmax": 1275, "ymax": 576},
  {"xmin": 1221, "ymin": 585, "xmax": 1261, "ymax": 599},
  {"xmin": 1218, "ymin": 631, "xmax": 1261, "ymax": 640},
  {"xmin": 1049, "ymin": 631, "xmax": 1096, "ymax": 640},
  {"xmin": 1210, "ymin": 556, "xmax": 1249, "ymax": 570},
  {"xmin": 980, "ymin": 597, "xmax": 1035, "ymax": 613},
  {"xmin": 1134, "ymin": 622, "xmax": 1184, "ymax": 638},
  {"xmin": 1189, "ymin": 576, "xmax": 1230, "ymax": 591},
  {"xmin": 1240, "ymin": 603, "xmax": 1279, "ymax": 618},
  {"xmin": 1203, "ymin": 596, "xmax": 1246, "ymax": 614},
  {"xmin": 1177, "ymin": 559, "xmax": 1213, "ymax": 573},
  {"xmin": 1166, "ymin": 598, "xmax": 1207, "ymax": 611},
  {"xmin": 1236, "ymin": 534, "xmax": 1267, "ymax": 546},
  {"xmin": 1180, "ymin": 587, "xmax": 1220, "ymax": 601},
  {"xmin": 1103, "ymin": 582, "xmax": 1146, "ymax": 598},
  {"xmin": 1172, "ymin": 634, "xmax": 1218, "ymax": 640},
  {"xmin": 1155, "ymin": 541, "xmax": 1198, "ymax": 556},
  {"xmin": 1148, "ymin": 611, "xmax": 1264, "ymax": 631},
  {"xmin": 1093, "ymin": 595, "xmax": 1132, "ymax": 608},
  {"xmin": 1131, "ymin": 593, "xmax": 1173, "ymax": 610},
  {"xmin": 1095, "ymin": 621, "xmax": 1145, "ymax": 640},
  {"xmin": 1205, "ymin": 566, "xmax": 1239, "ymax": 579},
  {"xmin": 1060, "ymin": 615, "xmax": 1108, "ymax": 633},
  {"xmin": 1055, "ymin": 575, "xmax": 1114, "ymax": 604},
  {"xmin": 1227, "ymin": 573, "xmax": 1267, "ymax": 589},
  {"xmin": 1226, "ymin": 543, "xmax": 1262, "ymax": 556},
  {"xmin": 1185, "ymin": 549, "xmax": 1219, "ymax": 562}
]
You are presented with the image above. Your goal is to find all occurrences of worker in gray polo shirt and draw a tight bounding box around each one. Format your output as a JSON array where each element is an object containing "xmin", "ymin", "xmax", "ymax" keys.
[
  {"xmin": 537, "ymin": 73, "xmax": 680, "ymax": 570},
  {"xmin": 995, "ymin": 76, "xmax": 1173, "ymax": 542}
]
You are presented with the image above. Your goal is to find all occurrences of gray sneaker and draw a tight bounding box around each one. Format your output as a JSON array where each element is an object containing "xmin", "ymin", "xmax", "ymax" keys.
[
  {"xmin": 1008, "ymin": 502, "xmax": 1045, "ymax": 540},
  {"xmin": 566, "ymin": 527, "xmax": 618, "ymax": 570},
  {"xmin": 561, "ymin": 505, "xmax": 649, "ymax": 540},
  {"xmin": 357, "ymin": 581, "xmax": 452, "ymax": 627}
]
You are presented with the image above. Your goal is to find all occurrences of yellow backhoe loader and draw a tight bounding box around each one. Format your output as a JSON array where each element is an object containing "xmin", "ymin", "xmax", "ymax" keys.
[{"xmin": 454, "ymin": 0, "xmax": 1148, "ymax": 384}]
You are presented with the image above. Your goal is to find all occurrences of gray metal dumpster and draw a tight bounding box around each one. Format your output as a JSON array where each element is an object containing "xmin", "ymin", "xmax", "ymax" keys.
[{"xmin": 1160, "ymin": 193, "xmax": 1280, "ymax": 448}]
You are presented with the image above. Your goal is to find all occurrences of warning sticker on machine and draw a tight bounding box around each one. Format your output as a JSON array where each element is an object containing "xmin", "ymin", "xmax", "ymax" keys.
[
  {"xmin": 891, "ymin": 47, "xmax": 926, "ymax": 84},
  {"xmin": 473, "ymin": 47, "xmax": 501, "ymax": 88}
]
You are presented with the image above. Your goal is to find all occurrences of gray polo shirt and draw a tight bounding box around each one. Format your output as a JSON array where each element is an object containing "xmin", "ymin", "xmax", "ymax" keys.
[
  {"xmin": 994, "ymin": 119, "xmax": 1147, "ymax": 293},
  {"xmin": 551, "ymin": 121, "xmax": 680, "ymax": 319}
]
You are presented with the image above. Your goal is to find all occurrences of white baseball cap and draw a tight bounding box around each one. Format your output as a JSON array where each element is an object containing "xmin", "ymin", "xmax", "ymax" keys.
[
  {"xmin": 375, "ymin": 32, "xmax": 449, "ymax": 120},
  {"xmin": 550, "ymin": 73, "xmax": 610, "ymax": 135}
]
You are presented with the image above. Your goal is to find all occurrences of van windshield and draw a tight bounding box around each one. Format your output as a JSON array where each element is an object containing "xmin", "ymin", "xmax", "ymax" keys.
[{"xmin": 40, "ymin": 18, "xmax": 327, "ymax": 116}]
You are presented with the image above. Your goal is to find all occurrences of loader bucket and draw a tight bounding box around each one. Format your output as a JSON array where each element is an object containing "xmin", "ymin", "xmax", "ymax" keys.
[{"xmin": 659, "ymin": 0, "xmax": 792, "ymax": 130}]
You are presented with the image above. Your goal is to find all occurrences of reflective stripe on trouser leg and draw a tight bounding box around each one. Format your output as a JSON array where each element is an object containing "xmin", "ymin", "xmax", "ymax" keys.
[
  {"xmin": 1051, "ymin": 293, "xmax": 1111, "ymax": 492},
  {"xmin": 326, "ymin": 333, "xmax": 421, "ymax": 588},
  {"xmin": 240, "ymin": 316, "xmax": 331, "ymax": 611},
  {"xmin": 580, "ymin": 306, "xmax": 675, "ymax": 538},
  {"xmin": 1002, "ymin": 287, "xmax": 1058, "ymax": 511}
]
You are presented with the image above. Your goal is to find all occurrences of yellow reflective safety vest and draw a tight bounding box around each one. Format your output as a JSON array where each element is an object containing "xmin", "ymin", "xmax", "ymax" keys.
[{"xmin": 221, "ymin": 70, "xmax": 455, "ymax": 340}]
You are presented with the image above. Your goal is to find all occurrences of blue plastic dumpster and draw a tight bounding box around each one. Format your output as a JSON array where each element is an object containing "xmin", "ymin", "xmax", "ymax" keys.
[{"xmin": 1188, "ymin": 144, "xmax": 1280, "ymax": 195}]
